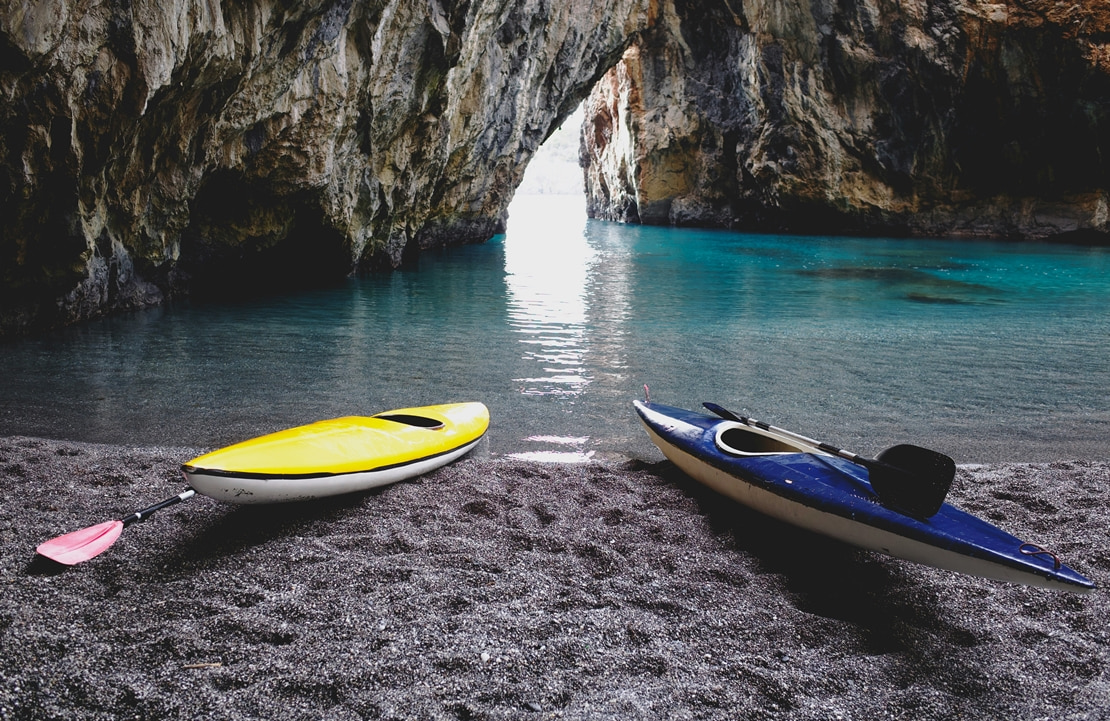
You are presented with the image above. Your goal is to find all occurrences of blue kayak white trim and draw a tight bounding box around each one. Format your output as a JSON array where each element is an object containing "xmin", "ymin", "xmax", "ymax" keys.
[{"xmin": 635, "ymin": 400, "xmax": 1095, "ymax": 593}]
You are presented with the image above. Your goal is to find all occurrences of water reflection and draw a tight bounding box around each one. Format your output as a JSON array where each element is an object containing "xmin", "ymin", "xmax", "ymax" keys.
[
  {"xmin": 502, "ymin": 194, "xmax": 601, "ymax": 462},
  {"xmin": 503, "ymin": 194, "xmax": 594, "ymax": 397},
  {"xmin": 515, "ymin": 435, "xmax": 595, "ymax": 463},
  {"xmin": 3, "ymin": 198, "xmax": 1108, "ymax": 463}
]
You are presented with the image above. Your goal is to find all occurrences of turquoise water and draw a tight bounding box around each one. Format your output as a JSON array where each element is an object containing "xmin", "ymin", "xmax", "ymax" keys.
[{"xmin": 2, "ymin": 194, "xmax": 1108, "ymax": 463}]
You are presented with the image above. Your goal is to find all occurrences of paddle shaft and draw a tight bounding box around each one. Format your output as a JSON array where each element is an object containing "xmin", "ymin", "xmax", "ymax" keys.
[
  {"xmin": 702, "ymin": 402, "xmax": 865, "ymax": 463},
  {"xmin": 122, "ymin": 489, "xmax": 196, "ymax": 527},
  {"xmin": 36, "ymin": 488, "xmax": 199, "ymax": 565},
  {"xmin": 702, "ymin": 402, "xmax": 955, "ymax": 517}
]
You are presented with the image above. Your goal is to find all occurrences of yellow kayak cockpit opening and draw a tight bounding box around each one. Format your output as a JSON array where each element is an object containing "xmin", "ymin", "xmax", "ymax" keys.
[{"xmin": 376, "ymin": 413, "xmax": 445, "ymax": 430}]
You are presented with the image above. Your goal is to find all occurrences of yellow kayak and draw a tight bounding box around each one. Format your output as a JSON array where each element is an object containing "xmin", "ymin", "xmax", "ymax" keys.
[{"xmin": 181, "ymin": 402, "xmax": 489, "ymax": 503}]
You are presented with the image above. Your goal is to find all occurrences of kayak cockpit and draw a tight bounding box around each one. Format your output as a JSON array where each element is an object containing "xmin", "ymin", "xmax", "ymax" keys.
[
  {"xmin": 715, "ymin": 423, "xmax": 818, "ymax": 456},
  {"xmin": 375, "ymin": 413, "xmax": 446, "ymax": 430}
]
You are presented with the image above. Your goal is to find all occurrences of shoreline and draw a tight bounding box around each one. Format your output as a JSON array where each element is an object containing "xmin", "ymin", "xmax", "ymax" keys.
[{"xmin": 1, "ymin": 435, "xmax": 1107, "ymax": 719}]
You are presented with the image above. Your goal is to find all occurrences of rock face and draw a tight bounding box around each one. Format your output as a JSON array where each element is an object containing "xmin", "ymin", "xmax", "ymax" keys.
[
  {"xmin": 583, "ymin": 0, "xmax": 1110, "ymax": 239},
  {"xmin": 3, "ymin": 0, "xmax": 1109, "ymax": 336},
  {"xmin": 1, "ymin": 0, "xmax": 653, "ymax": 335}
]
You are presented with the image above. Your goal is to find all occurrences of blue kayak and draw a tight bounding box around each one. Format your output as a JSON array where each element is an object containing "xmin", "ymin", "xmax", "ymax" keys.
[{"xmin": 634, "ymin": 400, "xmax": 1095, "ymax": 593}]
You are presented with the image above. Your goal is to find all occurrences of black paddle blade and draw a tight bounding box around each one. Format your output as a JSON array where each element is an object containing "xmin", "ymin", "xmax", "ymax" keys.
[{"xmin": 869, "ymin": 444, "xmax": 956, "ymax": 518}]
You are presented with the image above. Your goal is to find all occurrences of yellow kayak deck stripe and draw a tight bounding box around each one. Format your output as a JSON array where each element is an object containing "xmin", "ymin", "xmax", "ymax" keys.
[{"xmin": 183, "ymin": 436, "xmax": 481, "ymax": 480}]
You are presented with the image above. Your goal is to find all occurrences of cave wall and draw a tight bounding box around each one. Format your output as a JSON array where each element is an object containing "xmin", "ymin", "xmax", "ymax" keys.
[
  {"xmin": 1, "ymin": 0, "xmax": 655, "ymax": 335},
  {"xmin": 583, "ymin": 0, "xmax": 1110, "ymax": 239},
  {"xmin": 4, "ymin": 0, "xmax": 1110, "ymax": 337}
]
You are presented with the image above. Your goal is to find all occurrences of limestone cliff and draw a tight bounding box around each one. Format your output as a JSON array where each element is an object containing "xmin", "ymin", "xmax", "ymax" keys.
[
  {"xmin": 583, "ymin": 0, "xmax": 1110, "ymax": 239},
  {"xmin": 3, "ymin": 0, "xmax": 1109, "ymax": 337},
  {"xmin": 1, "ymin": 0, "xmax": 654, "ymax": 335}
]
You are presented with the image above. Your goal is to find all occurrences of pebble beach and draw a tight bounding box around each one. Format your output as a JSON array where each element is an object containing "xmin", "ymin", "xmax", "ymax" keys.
[{"xmin": 1, "ymin": 435, "xmax": 1107, "ymax": 720}]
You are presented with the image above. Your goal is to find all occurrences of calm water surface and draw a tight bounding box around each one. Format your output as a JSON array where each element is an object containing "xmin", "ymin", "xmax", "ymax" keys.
[{"xmin": 3, "ymin": 194, "xmax": 1108, "ymax": 463}]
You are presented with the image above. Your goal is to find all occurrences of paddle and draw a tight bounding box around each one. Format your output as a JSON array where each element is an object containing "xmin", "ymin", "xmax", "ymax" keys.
[
  {"xmin": 36, "ymin": 489, "xmax": 196, "ymax": 565},
  {"xmin": 701, "ymin": 402, "xmax": 955, "ymax": 518}
]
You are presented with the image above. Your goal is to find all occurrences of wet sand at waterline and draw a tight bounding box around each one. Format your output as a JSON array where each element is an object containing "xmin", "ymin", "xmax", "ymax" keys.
[{"xmin": 1, "ymin": 435, "xmax": 1107, "ymax": 719}]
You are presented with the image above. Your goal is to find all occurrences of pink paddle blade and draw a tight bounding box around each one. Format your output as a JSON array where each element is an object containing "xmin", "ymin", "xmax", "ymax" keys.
[{"xmin": 36, "ymin": 520, "xmax": 124, "ymax": 565}]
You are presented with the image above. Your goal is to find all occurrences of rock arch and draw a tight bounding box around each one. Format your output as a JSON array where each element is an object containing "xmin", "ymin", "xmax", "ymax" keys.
[
  {"xmin": 1, "ymin": 0, "xmax": 656, "ymax": 335},
  {"xmin": 3, "ymin": 0, "xmax": 1110, "ymax": 336}
]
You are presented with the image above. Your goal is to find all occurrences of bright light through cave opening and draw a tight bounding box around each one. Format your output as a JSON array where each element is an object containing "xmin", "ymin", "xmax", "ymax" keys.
[
  {"xmin": 509, "ymin": 102, "xmax": 587, "ymax": 211},
  {"xmin": 501, "ymin": 101, "xmax": 598, "ymax": 463}
]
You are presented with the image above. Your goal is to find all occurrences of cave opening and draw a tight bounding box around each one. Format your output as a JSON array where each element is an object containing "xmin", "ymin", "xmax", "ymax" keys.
[{"xmin": 508, "ymin": 102, "xmax": 587, "ymax": 218}]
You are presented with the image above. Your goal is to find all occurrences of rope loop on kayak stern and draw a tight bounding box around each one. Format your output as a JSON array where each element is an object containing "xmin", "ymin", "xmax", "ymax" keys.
[{"xmin": 1019, "ymin": 543, "xmax": 1062, "ymax": 570}]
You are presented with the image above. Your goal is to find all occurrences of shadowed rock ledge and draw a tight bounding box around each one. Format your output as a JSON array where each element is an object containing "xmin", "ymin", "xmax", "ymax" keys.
[{"xmin": 3, "ymin": 0, "xmax": 1110, "ymax": 336}]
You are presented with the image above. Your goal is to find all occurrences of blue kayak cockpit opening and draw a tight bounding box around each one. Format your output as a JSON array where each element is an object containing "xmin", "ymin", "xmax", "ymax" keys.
[
  {"xmin": 376, "ymin": 414, "xmax": 446, "ymax": 430},
  {"xmin": 716, "ymin": 424, "xmax": 812, "ymax": 456}
]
